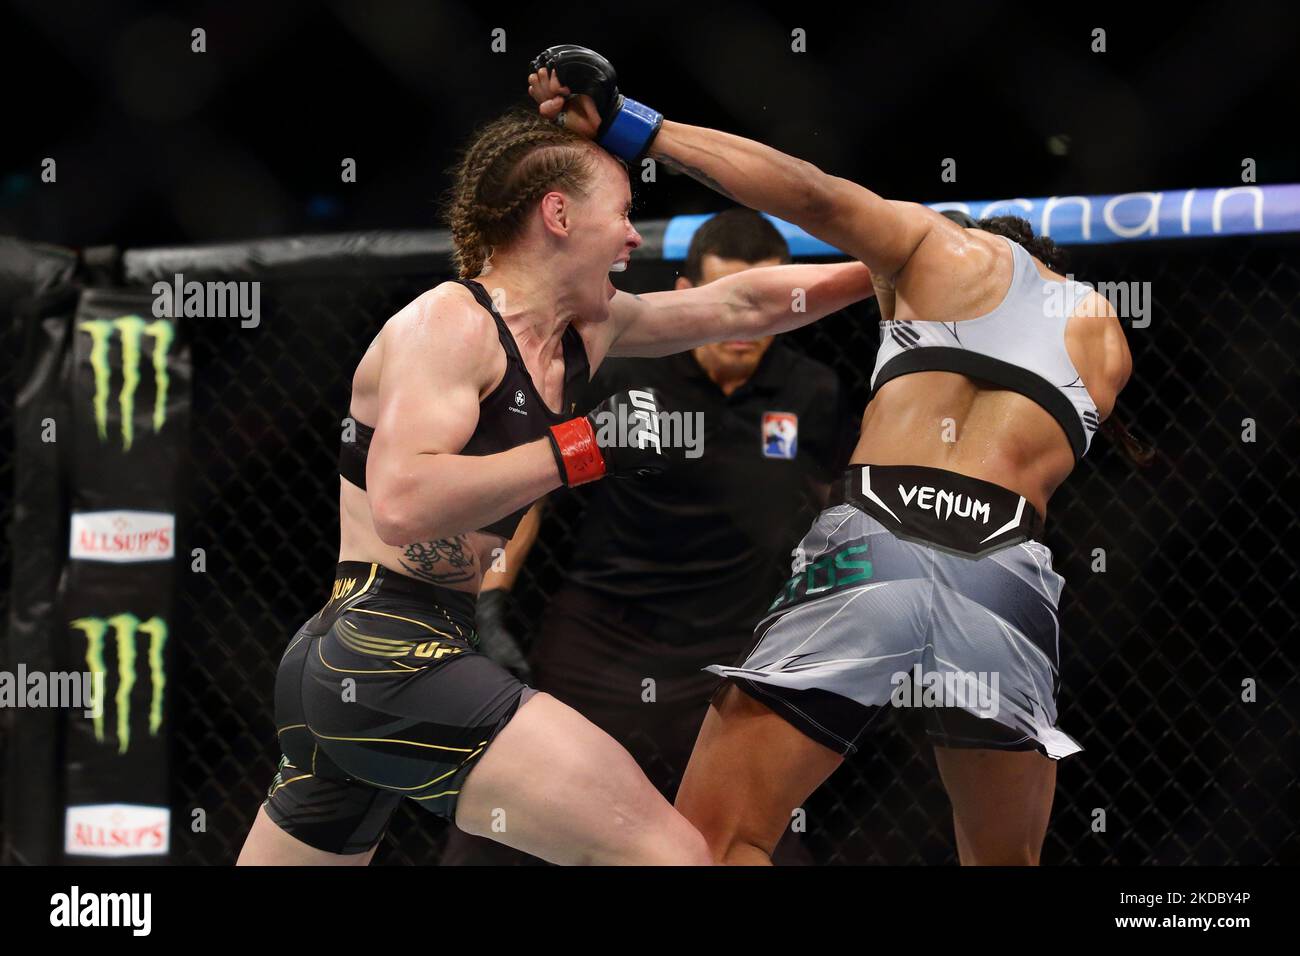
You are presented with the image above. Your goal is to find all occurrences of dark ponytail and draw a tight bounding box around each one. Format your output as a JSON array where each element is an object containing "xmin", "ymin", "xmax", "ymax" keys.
[{"xmin": 1100, "ymin": 413, "xmax": 1155, "ymax": 467}]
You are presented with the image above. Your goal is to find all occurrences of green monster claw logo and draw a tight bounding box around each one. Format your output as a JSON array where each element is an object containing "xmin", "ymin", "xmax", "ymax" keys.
[
  {"xmin": 78, "ymin": 316, "xmax": 174, "ymax": 451},
  {"xmin": 70, "ymin": 614, "xmax": 168, "ymax": 755}
]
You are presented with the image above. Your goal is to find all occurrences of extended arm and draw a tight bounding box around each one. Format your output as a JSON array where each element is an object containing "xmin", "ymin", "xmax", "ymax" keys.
[
  {"xmin": 528, "ymin": 63, "xmax": 933, "ymax": 279},
  {"xmin": 608, "ymin": 260, "xmax": 873, "ymax": 357},
  {"xmin": 646, "ymin": 121, "xmax": 930, "ymax": 279}
]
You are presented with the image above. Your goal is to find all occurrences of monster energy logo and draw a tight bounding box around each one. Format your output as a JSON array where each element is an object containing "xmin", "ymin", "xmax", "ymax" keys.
[
  {"xmin": 70, "ymin": 614, "xmax": 168, "ymax": 754},
  {"xmin": 78, "ymin": 316, "xmax": 174, "ymax": 451}
]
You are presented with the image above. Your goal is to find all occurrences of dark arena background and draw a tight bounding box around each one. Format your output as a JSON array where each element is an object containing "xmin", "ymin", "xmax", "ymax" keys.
[{"xmin": 1, "ymin": 0, "xmax": 1297, "ymax": 911}]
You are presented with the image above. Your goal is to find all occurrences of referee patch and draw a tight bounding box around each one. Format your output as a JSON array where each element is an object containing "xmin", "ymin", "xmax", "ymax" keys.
[{"xmin": 762, "ymin": 411, "xmax": 798, "ymax": 459}]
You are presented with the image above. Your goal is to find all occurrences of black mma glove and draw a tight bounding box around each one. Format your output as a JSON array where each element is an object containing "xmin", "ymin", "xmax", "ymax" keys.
[
  {"xmin": 530, "ymin": 44, "xmax": 663, "ymax": 161},
  {"xmin": 546, "ymin": 387, "xmax": 680, "ymax": 486}
]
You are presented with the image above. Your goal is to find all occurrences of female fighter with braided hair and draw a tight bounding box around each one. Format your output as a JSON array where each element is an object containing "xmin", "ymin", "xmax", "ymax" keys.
[
  {"xmin": 529, "ymin": 46, "xmax": 1138, "ymax": 865},
  {"xmin": 236, "ymin": 108, "xmax": 874, "ymax": 865}
]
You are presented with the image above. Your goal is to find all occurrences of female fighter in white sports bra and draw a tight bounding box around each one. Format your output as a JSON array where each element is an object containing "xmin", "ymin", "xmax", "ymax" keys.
[{"xmin": 531, "ymin": 45, "xmax": 1138, "ymax": 866}]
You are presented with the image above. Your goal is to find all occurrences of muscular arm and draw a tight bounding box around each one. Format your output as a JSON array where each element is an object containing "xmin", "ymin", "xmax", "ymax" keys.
[
  {"xmin": 649, "ymin": 121, "xmax": 931, "ymax": 280},
  {"xmin": 366, "ymin": 290, "xmax": 562, "ymax": 544},
  {"xmin": 1069, "ymin": 290, "xmax": 1133, "ymax": 421},
  {"xmin": 528, "ymin": 70, "xmax": 931, "ymax": 280},
  {"xmin": 607, "ymin": 261, "xmax": 874, "ymax": 357}
]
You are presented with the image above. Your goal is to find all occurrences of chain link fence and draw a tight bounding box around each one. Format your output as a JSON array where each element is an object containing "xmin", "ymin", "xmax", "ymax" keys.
[{"xmin": 4, "ymin": 232, "xmax": 1298, "ymax": 864}]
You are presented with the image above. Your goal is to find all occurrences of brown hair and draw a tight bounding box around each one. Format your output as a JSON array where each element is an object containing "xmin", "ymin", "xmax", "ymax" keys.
[
  {"xmin": 974, "ymin": 214, "xmax": 1070, "ymax": 274},
  {"xmin": 682, "ymin": 207, "xmax": 792, "ymax": 282},
  {"xmin": 443, "ymin": 108, "xmax": 603, "ymax": 279},
  {"xmin": 1099, "ymin": 415, "xmax": 1155, "ymax": 467}
]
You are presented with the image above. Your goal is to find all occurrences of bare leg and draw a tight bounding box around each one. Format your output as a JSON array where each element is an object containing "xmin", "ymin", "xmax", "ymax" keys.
[
  {"xmin": 675, "ymin": 684, "xmax": 843, "ymax": 865},
  {"xmin": 237, "ymin": 805, "xmax": 377, "ymax": 866},
  {"xmin": 933, "ymin": 746, "xmax": 1056, "ymax": 865},
  {"xmin": 453, "ymin": 692, "xmax": 711, "ymax": 865}
]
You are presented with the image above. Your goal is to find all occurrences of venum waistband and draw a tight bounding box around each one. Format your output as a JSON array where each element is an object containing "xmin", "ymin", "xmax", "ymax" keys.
[
  {"xmin": 319, "ymin": 561, "xmax": 478, "ymax": 623},
  {"xmin": 829, "ymin": 464, "xmax": 1044, "ymax": 558}
]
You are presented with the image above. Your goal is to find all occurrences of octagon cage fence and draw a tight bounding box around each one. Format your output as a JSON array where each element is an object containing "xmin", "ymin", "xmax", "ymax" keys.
[{"xmin": 1, "ymin": 218, "xmax": 1296, "ymax": 866}]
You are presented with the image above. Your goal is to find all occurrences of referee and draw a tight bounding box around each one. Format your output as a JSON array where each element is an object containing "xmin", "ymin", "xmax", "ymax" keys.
[{"xmin": 443, "ymin": 208, "xmax": 858, "ymax": 864}]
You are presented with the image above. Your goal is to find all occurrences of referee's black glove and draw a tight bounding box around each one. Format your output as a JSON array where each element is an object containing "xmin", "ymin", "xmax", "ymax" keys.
[{"xmin": 475, "ymin": 588, "xmax": 532, "ymax": 682}]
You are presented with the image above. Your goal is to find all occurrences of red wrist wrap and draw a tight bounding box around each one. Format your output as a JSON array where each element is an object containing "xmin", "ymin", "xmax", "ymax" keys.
[{"xmin": 548, "ymin": 417, "xmax": 606, "ymax": 486}]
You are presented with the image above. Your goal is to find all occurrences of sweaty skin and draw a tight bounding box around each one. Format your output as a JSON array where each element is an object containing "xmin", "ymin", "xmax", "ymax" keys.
[
  {"xmin": 527, "ymin": 70, "xmax": 1133, "ymax": 517},
  {"xmin": 340, "ymin": 150, "xmax": 873, "ymax": 595},
  {"xmin": 335, "ymin": 287, "xmax": 496, "ymax": 595},
  {"xmin": 339, "ymin": 281, "xmax": 540, "ymax": 592},
  {"xmin": 342, "ymin": 268, "xmax": 871, "ymax": 592},
  {"xmin": 858, "ymin": 231, "xmax": 1130, "ymax": 516},
  {"xmin": 527, "ymin": 66, "xmax": 1134, "ymax": 868}
]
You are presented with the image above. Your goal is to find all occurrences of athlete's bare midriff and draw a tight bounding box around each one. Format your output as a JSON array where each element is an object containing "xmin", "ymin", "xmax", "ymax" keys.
[
  {"xmin": 338, "ymin": 479, "xmax": 501, "ymax": 595},
  {"xmin": 850, "ymin": 376, "xmax": 1077, "ymax": 517},
  {"xmin": 851, "ymin": 228, "xmax": 1127, "ymax": 519}
]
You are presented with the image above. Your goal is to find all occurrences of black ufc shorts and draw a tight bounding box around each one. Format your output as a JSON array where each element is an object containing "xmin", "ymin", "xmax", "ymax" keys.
[{"xmin": 263, "ymin": 562, "xmax": 536, "ymax": 855}]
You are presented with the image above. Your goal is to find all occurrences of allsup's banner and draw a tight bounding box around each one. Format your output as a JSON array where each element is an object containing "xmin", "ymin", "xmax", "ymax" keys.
[{"xmin": 60, "ymin": 289, "xmax": 189, "ymax": 862}]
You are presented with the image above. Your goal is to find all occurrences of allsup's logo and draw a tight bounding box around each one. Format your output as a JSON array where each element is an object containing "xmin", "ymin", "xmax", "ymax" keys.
[
  {"xmin": 63, "ymin": 805, "xmax": 170, "ymax": 861},
  {"xmin": 69, "ymin": 511, "xmax": 174, "ymax": 563}
]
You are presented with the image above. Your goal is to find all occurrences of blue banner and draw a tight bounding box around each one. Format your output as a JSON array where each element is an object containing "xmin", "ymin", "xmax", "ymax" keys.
[{"xmin": 661, "ymin": 184, "xmax": 1300, "ymax": 258}]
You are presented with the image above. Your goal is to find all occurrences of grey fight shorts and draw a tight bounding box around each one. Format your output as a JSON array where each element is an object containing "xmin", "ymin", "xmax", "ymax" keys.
[{"xmin": 707, "ymin": 464, "xmax": 1082, "ymax": 760}]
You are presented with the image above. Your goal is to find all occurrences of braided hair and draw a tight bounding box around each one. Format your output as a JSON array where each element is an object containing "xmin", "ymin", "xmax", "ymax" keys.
[{"xmin": 443, "ymin": 108, "xmax": 601, "ymax": 279}]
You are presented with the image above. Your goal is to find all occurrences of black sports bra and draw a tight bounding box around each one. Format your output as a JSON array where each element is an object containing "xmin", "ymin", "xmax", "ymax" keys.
[{"xmin": 338, "ymin": 279, "xmax": 591, "ymax": 538}]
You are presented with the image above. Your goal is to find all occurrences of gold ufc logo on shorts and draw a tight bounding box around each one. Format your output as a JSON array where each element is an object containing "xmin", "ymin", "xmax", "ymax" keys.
[
  {"xmin": 409, "ymin": 640, "xmax": 462, "ymax": 660},
  {"xmin": 70, "ymin": 614, "xmax": 168, "ymax": 754},
  {"xmin": 337, "ymin": 618, "xmax": 465, "ymax": 661},
  {"xmin": 79, "ymin": 316, "xmax": 175, "ymax": 451}
]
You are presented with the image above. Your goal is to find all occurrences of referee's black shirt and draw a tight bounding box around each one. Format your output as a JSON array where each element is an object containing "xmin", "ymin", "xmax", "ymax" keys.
[{"xmin": 566, "ymin": 342, "xmax": 857, "ymax": 640}]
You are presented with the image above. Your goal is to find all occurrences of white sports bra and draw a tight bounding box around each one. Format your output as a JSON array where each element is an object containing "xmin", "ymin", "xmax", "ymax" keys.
[{"xmin": 869, "ymin": 236, "xmax": 1100, "ymax": 458}]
